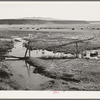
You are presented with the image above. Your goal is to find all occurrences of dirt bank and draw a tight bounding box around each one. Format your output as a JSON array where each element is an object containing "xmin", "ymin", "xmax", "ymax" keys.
[
  {"xmin": 0, "ymin": 61, "xmax": 23, "ymax": 90},
  {"xmin": 26, "ymin": 57, "xmax": 80, "ymax": 82},
  {"xmin": 0, "ymin": 40, "xmax": 23, "ymax": 90},
  {"xmin": 0, "ymin": 40, "xmax": 13, "ymax": 57},
  {"xmin": 26, "ymin": 57, "xmax": 100, "ymax": 90}
]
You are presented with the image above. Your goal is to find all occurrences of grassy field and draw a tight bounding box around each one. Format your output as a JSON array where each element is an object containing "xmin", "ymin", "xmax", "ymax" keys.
[
  {"xmin": 0, "ymin": 23, "xmax": 100, "ymax": 90},
  {"xmin": 1, "ymin": 24, "xmax": 100, "ymax": 54},
  {"xmin": 0, "ymin": 40, "xmax": 13, "ymax": 56},
  {"xmin": 26, "ymin": 57, "xmax": 100, "ymax": 90},
  {"xmin": 0, "ymin": 39, "xmax": 20, "ymax": 90}
]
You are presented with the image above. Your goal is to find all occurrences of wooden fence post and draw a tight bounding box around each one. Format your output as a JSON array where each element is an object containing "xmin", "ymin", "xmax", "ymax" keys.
[
  {"xmin": 75, "ymin": 42, "xmax": 79, "ymax": 58},
  {"xmin": 29, "ymin": 48, "xmax": 31, "ymax": 57},
  {"xmin": 28, "ymin": 41, "xmax": 31, "ymax": 57},
  {"xmin": 24, "ymin": 48, "xmax": 28, "ymax": 57},
  {"xmin": 24, "ymin": 41, "xmax": 29, "ymax": 57}
]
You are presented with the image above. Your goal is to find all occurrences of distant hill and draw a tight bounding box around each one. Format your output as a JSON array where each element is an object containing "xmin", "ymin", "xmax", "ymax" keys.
[
  {"xmin": 89, "ymin": 21, "xmax": 100, "ymax": 24},
  {"xmin": 0, "ymin": 18, "xmax": 89, "ymax": 25}
]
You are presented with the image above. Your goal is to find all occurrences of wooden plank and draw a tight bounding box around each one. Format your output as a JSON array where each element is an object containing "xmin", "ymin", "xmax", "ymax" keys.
[{"xmin": 0, "ymin": 55, "xmax": 28, "ymax": 60}]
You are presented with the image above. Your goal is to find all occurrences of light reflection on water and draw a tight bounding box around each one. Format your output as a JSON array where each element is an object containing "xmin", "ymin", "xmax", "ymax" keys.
[{"xmin": 7, "ymin": 60, "xmax": 51, "ymax": 90}]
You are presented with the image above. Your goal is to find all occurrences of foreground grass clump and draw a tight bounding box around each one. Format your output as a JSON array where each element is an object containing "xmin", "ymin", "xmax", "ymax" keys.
[
  {"xmin": 0, "ymin": 62, "xmax": 20, "ymax": 90},
  {"xmin": 26, "ymin": 57, "xmax": 100, "ymax": 90},
  {"xmin": 0, "ymin": 40, "xmax": 13, "ymax": 56}
]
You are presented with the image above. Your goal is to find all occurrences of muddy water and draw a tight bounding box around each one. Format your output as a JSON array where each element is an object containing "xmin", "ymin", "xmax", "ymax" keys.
[{"xmin": 6, "ymin": 38, "xmax": 55, "ymax": 90}]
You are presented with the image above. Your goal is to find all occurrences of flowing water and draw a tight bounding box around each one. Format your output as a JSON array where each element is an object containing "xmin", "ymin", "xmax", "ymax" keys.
[
  {"xmin": 4, "ymin": 37, "xmax": 100, "ymax": 90},
  {"xmin": 6, "ymin": 38, "xmax": 54, "ymax": 90},
  {"xmin": 6, "ymin": 37, "xmax": 69, "ymax": 90}
]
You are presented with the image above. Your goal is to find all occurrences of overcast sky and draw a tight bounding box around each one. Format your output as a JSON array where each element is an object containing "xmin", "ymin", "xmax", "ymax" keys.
[{"xmin": 0, "ymin": 1, "xmax": 100, "ymax": 20}]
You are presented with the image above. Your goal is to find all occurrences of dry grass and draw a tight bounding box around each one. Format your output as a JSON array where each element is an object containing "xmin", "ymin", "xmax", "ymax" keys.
[
  {"xmin": 26, "ymin": 57, "xmax": 100, "ymax": 90},
  {"xmin": 32, "ymin": 58, "xmax": 100, "ymax": 90}
]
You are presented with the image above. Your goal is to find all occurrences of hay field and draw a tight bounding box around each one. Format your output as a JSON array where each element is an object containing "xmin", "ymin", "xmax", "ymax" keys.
[{"xmin": 1, "ymin": 24, "xmax": 100, "ymax": 53}]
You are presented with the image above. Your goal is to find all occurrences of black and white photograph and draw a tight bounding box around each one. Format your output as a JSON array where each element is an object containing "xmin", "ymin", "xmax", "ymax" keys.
[{"xmin": 0, "ymin": 1, "xmax": 100, "ymax": 92}]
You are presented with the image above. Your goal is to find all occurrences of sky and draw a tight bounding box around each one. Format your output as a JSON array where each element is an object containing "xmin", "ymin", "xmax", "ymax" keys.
[{"xmin": 0, "ymin": 1, "xmax": 100, "ymax": 20}]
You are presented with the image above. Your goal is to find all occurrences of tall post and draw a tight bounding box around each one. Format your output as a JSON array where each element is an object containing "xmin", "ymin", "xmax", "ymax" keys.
[
  {"xmin": 28, "ymin": 41, "xmax": 31, "ymax": 57},
  {"xmin": 75, "ymin": 42, "xmax": 78, "ymax": 58},
  {"xmin": 24, "ymin": 41, "xmax": 29, "ymax": 57},
  {"xmin": 29, "ymin": 49, "xmax": 31, "ymax": 57},
  {"xmin": 24, "ymin": 48, "xmax": 28, "ymax": 57}
]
